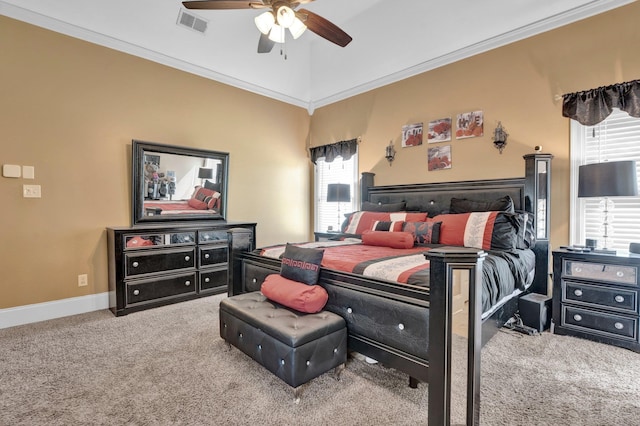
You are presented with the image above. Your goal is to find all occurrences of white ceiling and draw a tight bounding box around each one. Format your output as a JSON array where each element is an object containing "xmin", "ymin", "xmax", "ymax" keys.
[{"xmin": 1, "ymin": 0, "xmax": 633, "ymax": 113}]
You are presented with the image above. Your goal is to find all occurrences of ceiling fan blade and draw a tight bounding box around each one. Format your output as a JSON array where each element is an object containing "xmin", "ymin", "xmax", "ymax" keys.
[
  {"xmin": 257, "ymin": 33, "xmax": 275, "ymax": 53},
  {"xmin": 297, "ymin": 8, "xmax": 352, "ymax": 47},
  {"xmin": 182, "ymin": 0, "xmax": 267, "ymax": 10}
]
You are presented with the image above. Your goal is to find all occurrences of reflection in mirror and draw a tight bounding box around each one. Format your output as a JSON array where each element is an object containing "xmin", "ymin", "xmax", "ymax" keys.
[
  {"xmin": 132, "ymin": 140, "xmax": 229, "ymax": 225},
  {"xmin": 451, "ymin": 269, "xmax": 469, "ymax": 425},
  {"xmin": 536, "ymin": 161, "xmax": 548, "ymax": 239}
]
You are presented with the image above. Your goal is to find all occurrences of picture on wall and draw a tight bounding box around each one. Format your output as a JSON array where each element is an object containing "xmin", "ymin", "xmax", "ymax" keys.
[
  {"xmin": 428, "ymin": 145, "xmax": 452, "ymax": 171},
  {"xmin": 427, "ymin": 118, "xmax": 452, "ymax": 143},
  {"xmin": 455, "ymin": 110, "xmax": 484, "ymax": 139},
  {"xmin": 402, "ymin": 123, "xmax": 423, "ymax": 147}
]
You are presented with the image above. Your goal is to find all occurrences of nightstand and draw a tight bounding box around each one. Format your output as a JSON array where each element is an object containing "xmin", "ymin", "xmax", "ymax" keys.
[
  {"xmin": 314, "ymin": 231, "xmax": 345, "ymax": 242},
  {"xmin": 552, "ymin": 249, "xmax": 640, "ymax": 352}
]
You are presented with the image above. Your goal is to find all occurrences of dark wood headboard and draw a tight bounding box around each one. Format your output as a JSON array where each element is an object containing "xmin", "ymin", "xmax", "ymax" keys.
[
  {"xmin": 359, "ymin": 153, "xmax": 554, "ymax": 295},
  {"xmin": 365, "ymin": 177, "xmax": 528, "ymax": 217}
]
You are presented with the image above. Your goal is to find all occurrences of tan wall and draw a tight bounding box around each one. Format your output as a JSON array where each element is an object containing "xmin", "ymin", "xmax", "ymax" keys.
[
  {"xmin": 3, "ymin": 2, "xmax": 640, "ymax": 310},
  {"xmin": 0, "ymin": 16, "xmax": 310, "ymax": 309},
  {"xmin": 310, "ymin": 1, "xmax": 640, "ymax": 254}
]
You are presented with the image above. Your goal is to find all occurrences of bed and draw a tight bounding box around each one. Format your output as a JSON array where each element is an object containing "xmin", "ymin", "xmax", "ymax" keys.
[
  {"xmin": 227, "ymin": 153, "xmax": 552, "ymax": 425},
  {"xmin": 143, "ymin": 186, "xmax": 222, "ymax": 216}
]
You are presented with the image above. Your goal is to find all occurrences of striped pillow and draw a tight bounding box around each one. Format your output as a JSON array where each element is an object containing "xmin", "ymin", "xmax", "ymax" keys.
[
  {"xmin": 344, "ymin": 211, "xmax": 428, "ymax": 235},
  {"xmin": 432, "ymin": 212, "xmax": 518, "ymax": 251},
  {"xmin": 371, "ymin": 220, "xmax": 405, "ymax": 232}
]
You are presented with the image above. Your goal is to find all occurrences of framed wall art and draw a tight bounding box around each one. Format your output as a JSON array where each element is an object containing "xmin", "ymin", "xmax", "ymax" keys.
[
  {"xmin": 402, "ymin": 122, "xmax": 423, "ymax": 147},
  {"xmin": 427, "ymin": 118, "xmax": 452, "ymax": 143},
  {"xmin": 455, "ymin": 111, "xmax": 484, "ymax": 139},
  {"xmin": 428, "ymin": 145, "xmax": 452, "ymax": 171}
]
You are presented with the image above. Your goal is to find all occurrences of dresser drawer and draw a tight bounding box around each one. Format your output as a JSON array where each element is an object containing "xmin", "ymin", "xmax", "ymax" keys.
[
  {"xmin": 563, "ymin": 260, "xmax": 637, "ymax": 286},
  {"xmin": 125, "ymin": 248, "xmax": 196, "ymax": 277},
  {"xmin": 200, "ymin": 267, "xmax": 227, "ymax": 292},
  {"xmin": 199, "ymin": 230, "xmax": 229, "ymax": 244},
  {"xmin": 126, "ymin": 272, "xmax": 197, "ymax": 305},
  {"xmin": 243, "ymin": 261, "xmax": 278, "ymax": 292},
  {"xmin": 199, "ymin": 245, "xmax": 228, "ymax": 267},
  {"xmin": 561, "ymin": 305, "xmax": 638, "ymax": 341},
  {"xmin": 563, "ymin": 281, "xmax": 638, "ymax": 314}
]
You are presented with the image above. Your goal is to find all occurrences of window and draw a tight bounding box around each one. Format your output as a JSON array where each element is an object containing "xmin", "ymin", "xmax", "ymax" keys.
[
  {"xmin": 314, "ymin": 153, "xmax": 358, "ymax": 232},
  {"xmin": 571, "ymin": 108, "xmax": 640, "ymax": 250}
]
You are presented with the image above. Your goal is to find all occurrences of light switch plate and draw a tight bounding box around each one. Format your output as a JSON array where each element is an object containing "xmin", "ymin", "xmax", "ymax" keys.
[
  {"xmin": 3, "ymin": 164, "xmax": 21, "ymax": 178},
  {"xmin": 22, "ymin": 166, "xmax": 35, "ymax": 179}
]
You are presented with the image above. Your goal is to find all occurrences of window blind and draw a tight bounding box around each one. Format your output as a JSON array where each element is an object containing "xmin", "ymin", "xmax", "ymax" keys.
[
  {"xmin": 314, "ymin": 154, "xmax": 358, "ymax": 232},
  {"xmin": 572, "ymin": 108, "xmax": 640, "ymax": 250}
]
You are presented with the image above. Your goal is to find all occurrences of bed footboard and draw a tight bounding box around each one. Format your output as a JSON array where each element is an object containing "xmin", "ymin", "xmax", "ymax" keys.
[{"xmin": 228, "ymin": 233, "xmax": 485, "ymax": 425}]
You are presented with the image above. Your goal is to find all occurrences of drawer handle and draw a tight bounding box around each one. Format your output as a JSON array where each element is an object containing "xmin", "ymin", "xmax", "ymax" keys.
[
  {"xmin": 615, "ymin": 295, "xmax": 625, "ymax": 303},
  {"xmin": 204, "ymin": 254, "xmax": 210, "ymax": 259},
  {"xmin": 184, "ymin": 256, "xmax": 190, "ymax": 261},
  {"xmin": 132, "ymin": 261, "xmax": 139, "ymax": 268},
  {"xmin": 185, "ymin": 280, "xmax": 191, "ymax": 286},
  {"xmin": 575, "ymin": 267, "xmax": 582, "ymax": 273},
  {"xmin": 573, "ymin": 314, "xmax": 582, "ymax": 322},
  {"xmin": 614, "ymin": 322, "xmax": 624, "ymax": 330},
  {"xmin": 616, "ymin": 271, "xmax": 624, "ymax": 277},
  {"xmin": 205, "ymin": 277, "xmax": 210, "ymax": 283},
  {"xmin": 133, "ymin": 289, "xmax": 140, "ymax": 296},
  {"xmin": 574, "ymin": 289, "xmax": 583, "ymax": 297}
]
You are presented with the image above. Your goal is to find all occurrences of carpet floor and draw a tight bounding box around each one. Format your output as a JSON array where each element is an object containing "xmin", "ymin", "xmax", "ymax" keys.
[{"xmin": 1, "ymin": 294, "xmax": 639, "ymax": 425}]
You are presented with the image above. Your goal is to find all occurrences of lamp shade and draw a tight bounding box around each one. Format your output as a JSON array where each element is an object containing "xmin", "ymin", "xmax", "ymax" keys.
[
  {"xmin": 198, "ymin": 168, "xmax": 213, "ymax": 179},
  {"xmin": 578, "ymin": 160, "xmax": 638, "ymax": 197},
  {"xmin": 327, "ymin": 183, "xmax": 351, "ymax": 202}
]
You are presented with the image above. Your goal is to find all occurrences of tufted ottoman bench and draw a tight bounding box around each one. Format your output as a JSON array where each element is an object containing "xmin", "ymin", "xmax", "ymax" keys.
[{"xmin": 219, "ymin": 291, "xmax": 347, "ymax": 396}]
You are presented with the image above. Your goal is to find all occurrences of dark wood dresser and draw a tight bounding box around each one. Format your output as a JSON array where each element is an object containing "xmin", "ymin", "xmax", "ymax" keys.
[
  {"xmin": 107, "ymin": 222, "xmax": 255, "ymax": 316},
  {"xmin": 552, "ymin": 249, "xmax": 640, "ymax": 352}
]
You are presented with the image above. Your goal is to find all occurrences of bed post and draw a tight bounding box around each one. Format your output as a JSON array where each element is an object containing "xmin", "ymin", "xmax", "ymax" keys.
[
  {"xmin": 361, "ymin": 172, "xmax": 375, "ymax": 204},
  {"xmin": 227, "ymin": 228, "xmax": 255, "ymax": 296},
  {"xmin": 427, "ymin": 247, "xmax": 485, "ymax": 426},
  {"xmin": 523, "ymin": 153, "xmax": 553, "ymax": 295}
]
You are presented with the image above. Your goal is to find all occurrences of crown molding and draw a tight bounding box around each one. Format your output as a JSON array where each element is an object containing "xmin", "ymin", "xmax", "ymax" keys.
[
  {"xmin": 2, "ymin": 0, "xmax": 634, "ymax": 114},
  {"xmin": 0, "ymin": 1, "xmax": 310, "ymax": 109},
  {"xmin": 310, "ymin": 0, "xmax": 635, "ymax": 110}
]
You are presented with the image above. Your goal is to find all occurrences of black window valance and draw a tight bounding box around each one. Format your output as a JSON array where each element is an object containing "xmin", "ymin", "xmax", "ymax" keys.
[
  {"xmin": 309, "ymin": 138, "xmax": 358, "ymax": 164},
  {"xmin": 562, "ymin": 79, "xmax": 640, "ymax": 125}
]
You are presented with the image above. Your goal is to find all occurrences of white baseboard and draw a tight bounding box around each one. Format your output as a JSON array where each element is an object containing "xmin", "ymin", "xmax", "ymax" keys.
[{"xmin": 0, "ymin": 293, "xmax": 110, "ymax": 330}]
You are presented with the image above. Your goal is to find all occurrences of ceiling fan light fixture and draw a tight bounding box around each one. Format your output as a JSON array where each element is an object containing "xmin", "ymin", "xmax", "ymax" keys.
[
  {"xmin": 254, "ymin": 11, "xmax": 275, "ymax": 35},
  {"xmin": 276, "ymin": 5, "xmax": 296, "ymax": 28},
  {"xmin": 268, "ymin": 23, "xmax": 285, "ymax": 43},
  {"xmin": 288, "ymin": 17, "xmax": 307, "ymax": 39}
]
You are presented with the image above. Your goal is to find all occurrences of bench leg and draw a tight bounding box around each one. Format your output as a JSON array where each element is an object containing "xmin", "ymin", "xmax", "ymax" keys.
[
  {"xmin": 334, "ymin": 363, "xmax": 346, "ymax": 381},
  {"xmin": 293, "ymin": 383, "xmax": 307, "ymax": 404},
  {"xmin": 409, "ymin": 376, "xmax": 419, "ymax": 388}
]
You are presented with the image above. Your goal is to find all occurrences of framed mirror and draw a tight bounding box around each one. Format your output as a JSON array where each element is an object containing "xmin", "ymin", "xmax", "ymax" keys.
[{"xmin": 132, "ymin": 140, "xmax": 229, "ymax": 225}]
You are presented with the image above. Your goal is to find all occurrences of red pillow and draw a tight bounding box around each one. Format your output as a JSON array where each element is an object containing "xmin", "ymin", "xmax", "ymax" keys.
[
  {"xmin": 187, "ymin": 198, "xmax": 208, "ymax": 210},
  {"xmin": 432, "ymin": 212, "xmax": 518, "ymax": 250},
  {"xmin": 261, "ymin": 274, "xmax": 329, "ymax": 313},
  {"xmin": 361, "ymin": 230, "xmax": 414, "ymax": 249},
  {"xmin": 126, "ymin": 236, "xmax": 154, "ymax": 247},
  {"xmin": 344, "ymin": 211, "xmax": 428, "ymax": 234}
]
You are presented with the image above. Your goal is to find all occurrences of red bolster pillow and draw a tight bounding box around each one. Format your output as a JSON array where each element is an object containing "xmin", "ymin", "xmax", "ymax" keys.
[
  {"xmin": 261, "ymin": 274, "xmax": 329, "ymax": 313},
  {"xmin": 361, "ymin": 230, "xmax": 414, "ymax": 249}
]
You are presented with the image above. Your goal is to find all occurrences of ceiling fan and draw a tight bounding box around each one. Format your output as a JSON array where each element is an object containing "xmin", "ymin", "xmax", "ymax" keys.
[{"xmin": 182, "ymin": 0, "xmax": 352, "ymax": 54}]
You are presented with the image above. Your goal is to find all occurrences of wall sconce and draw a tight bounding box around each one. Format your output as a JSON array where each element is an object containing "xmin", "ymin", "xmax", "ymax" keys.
[
  {"xmin": 385, "ymin": 141, "xmax": 396, "ymax": 165},
  {"xmin": 492, "ymin": 121, "xmax": 508, "ymax": 154}
]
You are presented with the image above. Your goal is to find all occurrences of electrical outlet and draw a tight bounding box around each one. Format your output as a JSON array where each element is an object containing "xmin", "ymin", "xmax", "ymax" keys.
[
  {"xmin": 23, "ymin": 184, "xmax": 42, "ymax": 198},
  {"xmin": 78, "ymin": 274, "xmax": 88, "ymax": 287}
]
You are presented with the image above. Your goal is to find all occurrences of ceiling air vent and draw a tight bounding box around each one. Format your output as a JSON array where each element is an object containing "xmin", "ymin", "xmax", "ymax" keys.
[{"xmin": 177, "ymin": 9, "xmax": 208, "ymax": 34}]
